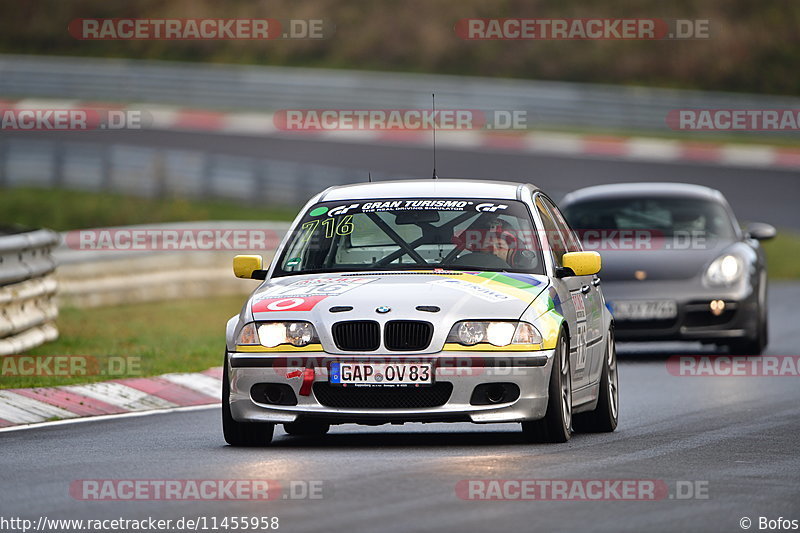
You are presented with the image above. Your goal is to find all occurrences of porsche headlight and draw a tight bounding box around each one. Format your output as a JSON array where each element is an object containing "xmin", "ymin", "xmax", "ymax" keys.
[
  {"xmin": 705, "ymin": 254, "xmax": 744, "ymax": 286},
  {"xmin": 236, "ymin": 322, "xmax": 319, "ymax": 348},
  {"xmin": 446, "ymin": 321, "xmax": 542, "ymax": 347}
]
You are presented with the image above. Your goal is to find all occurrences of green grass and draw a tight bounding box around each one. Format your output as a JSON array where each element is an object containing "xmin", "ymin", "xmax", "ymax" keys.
[
  {"xmin": 763, "ymin": 230, "xmax": 800, "ymax": 280},
  {"xmin": 1, "ymin": 295, "xmax": 245, "ymax": 389},
  {"xmin": 0, "ymin": 187, "xmax": 296, "ymax": 231}
]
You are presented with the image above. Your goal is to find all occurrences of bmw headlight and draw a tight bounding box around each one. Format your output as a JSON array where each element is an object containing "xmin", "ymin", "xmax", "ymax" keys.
[
  {"xmin": 446, "ymin": 321, "xmax": 542, "ymax": 347},
  {"xmin": 236, "ymin": 323, "xmax": 259, "ymax": 345},
  {"xmin": 236, "ymin": 322, "xmax": 319, "ymax": 348},
  {"xmin": 705, "ymin": 254, "xmax": 744, "ymax": 286}
]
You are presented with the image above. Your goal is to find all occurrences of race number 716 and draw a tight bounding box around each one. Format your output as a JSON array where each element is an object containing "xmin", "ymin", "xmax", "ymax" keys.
[{"xmin": 301, "ymin": 215, "xmax": 354, "ymax": 240}]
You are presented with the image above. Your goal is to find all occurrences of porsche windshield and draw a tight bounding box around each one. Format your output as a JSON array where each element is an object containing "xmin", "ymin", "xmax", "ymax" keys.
[
  {"xmin": 563, "ymin": 197, "xmax": 737, "ymax": 239},
  {"xmin": 275, "ymin": 198, "xmax": 545, "ymax": 275}
]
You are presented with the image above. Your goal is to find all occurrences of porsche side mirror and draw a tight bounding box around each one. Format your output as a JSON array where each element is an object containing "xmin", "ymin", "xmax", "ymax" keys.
[{"xmin": 745, "ymin": 222, "xmax": 776, "ymax": 241}]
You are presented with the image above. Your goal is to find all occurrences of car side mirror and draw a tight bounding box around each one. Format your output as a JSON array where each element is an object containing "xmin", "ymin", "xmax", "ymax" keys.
[
  {"xmin": 745, "ymin": 222, "xmax": 776, "ymax": 241},
  {"xmin": 233, "ymin": 255, "xmax": 268, "ymax": 279},
  {"xmin": 560, "ymin": 251, "xmax": 602, "ymax": 277}
]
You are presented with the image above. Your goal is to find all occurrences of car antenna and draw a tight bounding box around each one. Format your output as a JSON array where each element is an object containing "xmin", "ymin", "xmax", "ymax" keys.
[
  {"xmin": 368, "ymin": 171, "xmax": 372, "ymax": 183},
  {"xmin": 431, "ymin": 93, "xmax": 438, "ymax": 179}
]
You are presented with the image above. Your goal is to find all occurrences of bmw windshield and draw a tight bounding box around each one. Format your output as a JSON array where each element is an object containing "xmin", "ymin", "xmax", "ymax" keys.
[{"xmin": 274, "ymin": 198, "xmax": 545, "ymax": 276}]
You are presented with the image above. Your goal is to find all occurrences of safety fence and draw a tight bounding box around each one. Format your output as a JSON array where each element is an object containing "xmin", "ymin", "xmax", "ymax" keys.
[
  {"xmin": 2, "ymin": 54, "xmax": 800, "ymax": 132},
  {"xmin": 0, "ymin": 228, "xmax": 59, "ymax": 355},
  {"xmin": 0, "ymin": 139, "xmax": 406, "ymax": 206},
  {"xmin": 53, "ymin": 221, "xmax": 289, "ymax": 308}
]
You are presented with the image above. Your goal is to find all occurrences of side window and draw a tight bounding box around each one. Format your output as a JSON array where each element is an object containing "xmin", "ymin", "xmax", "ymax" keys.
[
  {"xmin": 535, "ymin": 196, "xmax": 568, "ymax": 266},
  {"xmin": 542, "ymin": 197, "xmax": 583, "ymax": 254}
]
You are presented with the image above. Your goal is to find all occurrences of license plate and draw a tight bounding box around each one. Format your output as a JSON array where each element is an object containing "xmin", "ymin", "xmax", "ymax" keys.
[
  {"xmin": 611, "ymin": 300, "xmax": 678, "ymax": 320},
  {"xmin": 329, "ymin": 362, "xmax": 433, "ymax": 386}
]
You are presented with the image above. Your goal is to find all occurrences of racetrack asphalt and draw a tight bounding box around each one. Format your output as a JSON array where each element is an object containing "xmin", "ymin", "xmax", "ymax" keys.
[
  {"xmin": 1, "ymin": 282, "xmax": 798, "ymax": 533},
  {"xmin": 6, "ymin": 129, "xmax": 800, "ymax": 229}
]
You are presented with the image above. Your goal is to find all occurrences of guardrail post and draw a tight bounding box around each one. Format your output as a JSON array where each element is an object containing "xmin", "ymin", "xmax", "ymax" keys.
[
  {"xmin": 52, "ymin": 141, "xmax": 65, "ymax": 187},
  {"xmin": 154, "ymin": 150, "xmax": 167, "ymax": 198},
  {"xmin": 101, "ymin": 144, "xmax": 113, "ymax": 191},
  {"xmin": 0, "ymin": 139, "xmax": 6, "ymax": 188},
  {"xmin": 202, "ymin": 153, "xmax": 215, "ymax": 199}
]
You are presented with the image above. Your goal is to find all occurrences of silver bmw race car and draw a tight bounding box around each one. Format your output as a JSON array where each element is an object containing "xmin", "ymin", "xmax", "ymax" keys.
[{"xmin": 223, "ymin": 179, "xmax": 617, "ymax": 445}]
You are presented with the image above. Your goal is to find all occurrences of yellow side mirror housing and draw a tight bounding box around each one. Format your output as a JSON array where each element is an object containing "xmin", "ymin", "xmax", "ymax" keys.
[
  {"xmin": 562, "ymin": 251, "xmax": 602, "ymax": 276},
  {"xmin": 233, "ymin": 255, "xmax": 264, "ymax": 279}
]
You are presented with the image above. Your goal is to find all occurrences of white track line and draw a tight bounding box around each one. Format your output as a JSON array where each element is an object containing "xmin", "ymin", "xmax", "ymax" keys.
[{"xmin": 0, "ymin": 404, "xmax": 218, "ymax": 434}]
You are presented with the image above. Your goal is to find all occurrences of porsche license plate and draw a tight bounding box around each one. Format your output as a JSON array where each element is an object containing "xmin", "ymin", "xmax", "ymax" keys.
[
  {"xmin": 329, "ymin": 362, "xmax": 433, "ymax": 386},
  {"xmin": 611, "ymin": 300, "xmax": 678, "ymax": 320}
]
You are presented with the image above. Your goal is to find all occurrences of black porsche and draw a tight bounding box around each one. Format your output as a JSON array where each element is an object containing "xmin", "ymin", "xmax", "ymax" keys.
[{"xmin": 561, "ymin": 182, "xmax": 775, "ymax": 355}]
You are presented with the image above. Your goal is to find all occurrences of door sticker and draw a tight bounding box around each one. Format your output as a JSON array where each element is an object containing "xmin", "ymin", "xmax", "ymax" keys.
[
  {"xmin": 575, "ymin": 322, "xmax": 588, "ymax": 371},
  {"xmin": 571, "ymin": 292, "xmax": 586, "ymax": 320}
]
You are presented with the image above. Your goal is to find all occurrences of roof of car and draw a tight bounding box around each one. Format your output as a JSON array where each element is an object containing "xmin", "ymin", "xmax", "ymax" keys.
[
  {"xmin": 561, "ymin": 182, "xmax": 726, "ymax": 205},
  {"xmin": 318, "ymin": 179, "xmax": 539, "ymax": 202}
]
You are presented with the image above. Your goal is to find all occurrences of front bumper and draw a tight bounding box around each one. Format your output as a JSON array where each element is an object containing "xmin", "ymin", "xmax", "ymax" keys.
[
  {"xmin": 228, "ymin": 351, "xmax": 554, "ymax": 425},
  {"xmin": 604, "ymin": 279, "xmax": 759, "ymax": 343}
]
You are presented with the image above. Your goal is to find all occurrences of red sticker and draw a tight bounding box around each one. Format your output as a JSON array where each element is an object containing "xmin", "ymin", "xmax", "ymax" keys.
[{"xmin": 252, "ymin": 295, "xmax": 327, "ymax": 313}]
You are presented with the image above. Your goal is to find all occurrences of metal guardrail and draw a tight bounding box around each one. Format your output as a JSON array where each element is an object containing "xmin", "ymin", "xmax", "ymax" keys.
[
  {"xmin": 1, "ymin": 54, "xmax": 798, "ymax": 207},
  {"xmin": 0, "ymin": 139, "xmax": 413, "ymax": 206},
  {"xmin": 54, "ymin": 221, "xmax": 289, "ymax": 308},
  {"xmin": 0, "ymin": 229, "xmax": 59, "ymax": 355},
  {"xmin": 2, "ymin": 54, "xmax": 800, "ymax": 132}
]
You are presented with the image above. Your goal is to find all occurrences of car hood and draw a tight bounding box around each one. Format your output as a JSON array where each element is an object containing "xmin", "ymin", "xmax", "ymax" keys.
[
  {"xmin": 593, "ymin": 239, "xmax": 734, "ymax": 282},
  {"xmin": 249, "ymin": 271, "xmax": 550, "ymax": 322}
]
